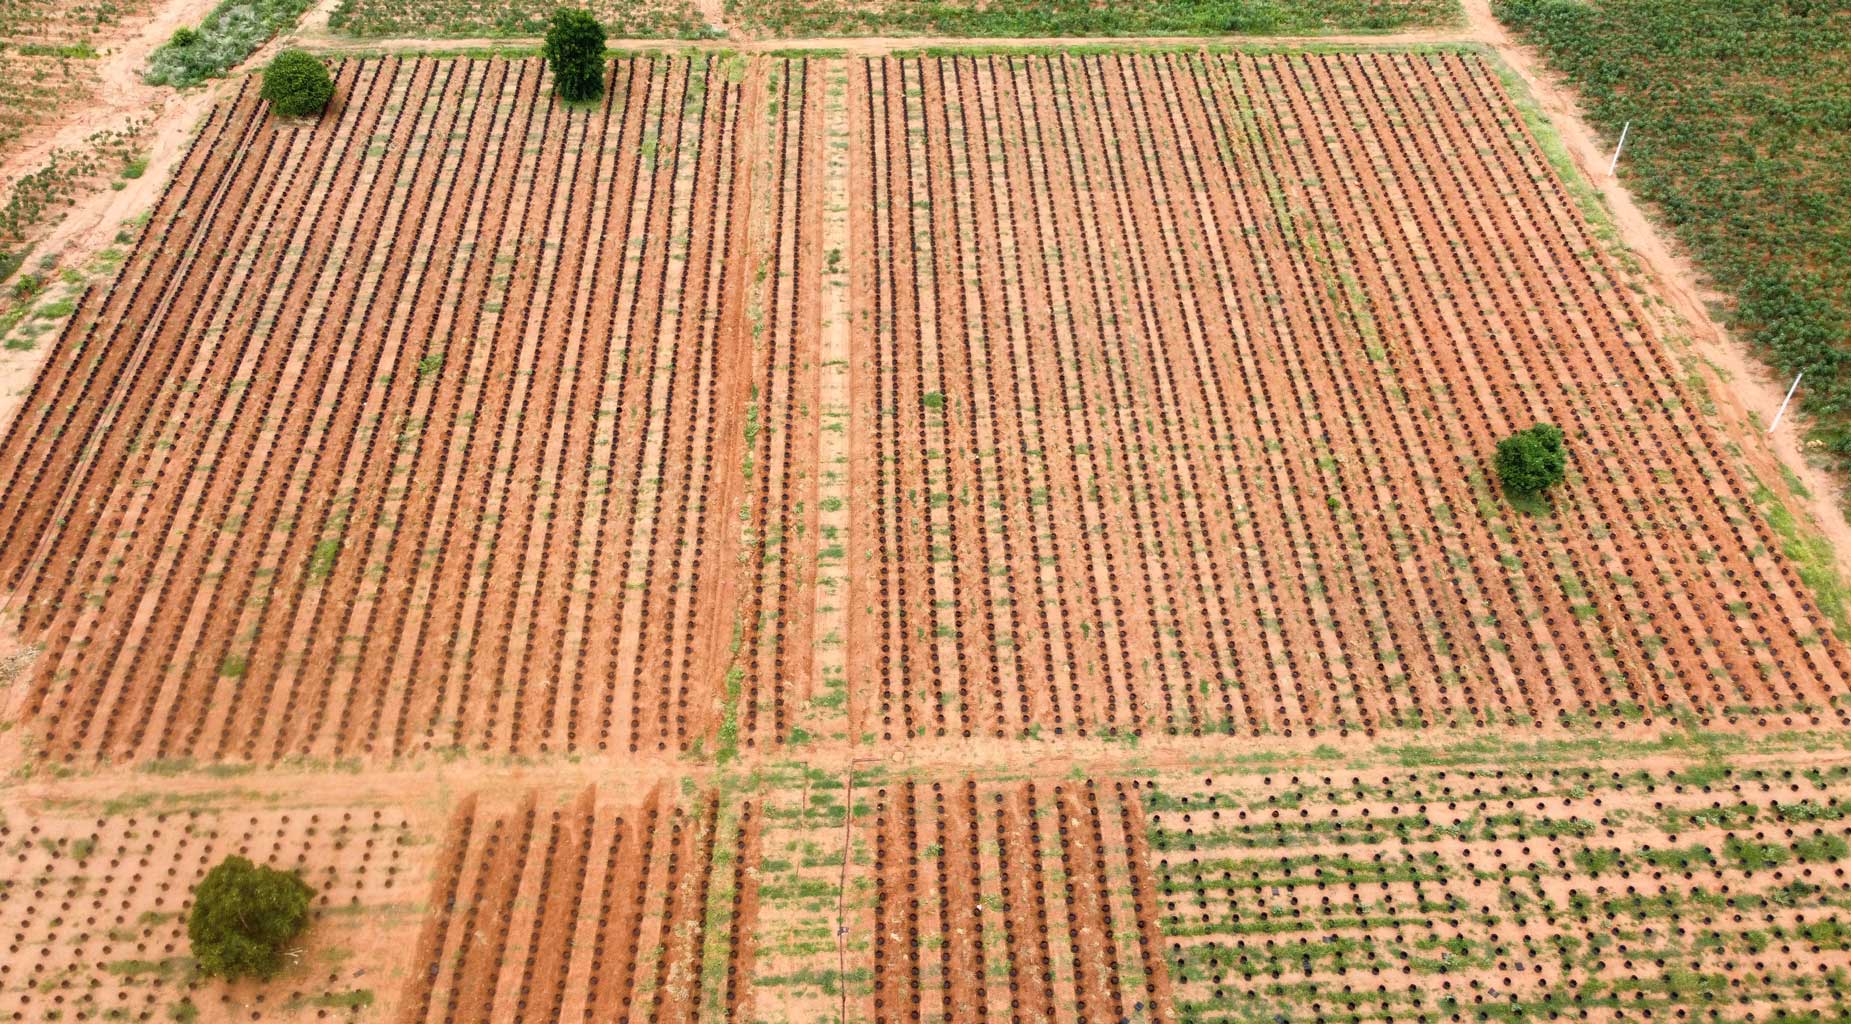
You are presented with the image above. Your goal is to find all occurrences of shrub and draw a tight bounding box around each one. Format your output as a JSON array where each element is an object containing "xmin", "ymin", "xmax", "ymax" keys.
[
  {"xmin": 1496, "ymin": 423, "xmax": 1566, "ymax": 498},
  {"xmin": 261, "ymin": 50, "xmax": 334, "ymax": 117},
  {"xmin": 170, "ymin": 27, "xmax": 199, "ymax": 46},
  {"xmin": 543, "ymin": 8, "xmax": 607, "ymax": 103},
  {"xmin": 187, "ymin": 856, "xmax": 314, "ymax": 980}
]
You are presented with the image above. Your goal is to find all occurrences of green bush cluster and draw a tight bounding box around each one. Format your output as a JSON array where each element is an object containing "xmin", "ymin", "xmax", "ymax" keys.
[
  {"xmin": 187, "ymin": 856, "xmax": 314, "ymax": 981},
  {"xmin": 1496, "ymin": 422, "xmax": 1567, "ymax": 498},
  {"xmin": 328, "ymin": 0, "xmax": 708, "ymax": 38},
  {"xmin": 1498, "ymin": 0, "xmax": 1851, "ymax": 468},
  {"xmin": 543, "ymin": 8, "xmax": 607, "ymax": 102},
  {"xmin": 261, "ymin": 49, "xmax": 333, "ymax": 117}
]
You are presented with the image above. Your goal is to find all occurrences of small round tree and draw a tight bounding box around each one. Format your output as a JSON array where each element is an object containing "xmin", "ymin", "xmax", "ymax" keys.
[
  {"xmin": 1496, "ymin": 422, "xmax": 1567, "ymax": 498},
  {"xmin": 261, "ymin": 50, "xmax": 334, "ymax": 118},
  {"xmin": 187, "ymin": 856, "xmax": 314, "ymax": 980},
  {"xmin": 544, "ymin": 8, "xmax": 607, "ymax": 103}
]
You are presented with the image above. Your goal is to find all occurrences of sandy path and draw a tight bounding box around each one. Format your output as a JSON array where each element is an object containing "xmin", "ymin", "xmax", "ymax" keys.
[{"xmin": 699, "ymin": 0, "xmax": 727, "ymax": 34}]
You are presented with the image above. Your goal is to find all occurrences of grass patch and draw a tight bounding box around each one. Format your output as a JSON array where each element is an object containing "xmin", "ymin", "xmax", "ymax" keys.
[
  {"xmin": 728, "ymin": 0, "xmax": 1460, "ymax": 38},
  {"xmin": 307, "ymin": 536, "xmax": 341, "ymax": 580},
  {"xmin": 717, "ymin": 664, "xmax": 743, "ymax": 764},
  {"xmin": 285, "ymin": 990, "xmax": 374, "ymax": 1011},
  {"xmin": 1750, "ymin": 477, "xmax": 1851, "ymax": 640},
  {"xmin": 329, "ymin": 0, "xmax": 714, "ymax": 38}
]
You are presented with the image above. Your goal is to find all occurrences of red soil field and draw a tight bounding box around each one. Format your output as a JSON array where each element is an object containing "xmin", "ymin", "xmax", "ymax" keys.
[
  {"xmin": 866, "ymin": 777, "xmax": 1175, "ymax": 1023},
  {"xmin": 5, "ymin": 46, "xmax": 1851, "ymax": 1024},
  {"xmin": 733, "ymin": 57, "xmax": 824, "ymax": 751},
  {"xmin": 846, "ymin": 52, "xmax": 1851, "ymax": 744},
  {"xmin": 0, "ymin": 56, "xmax": 769, "ymax": 765},
  {"xmin": 2, "ymin": 52, "xmax": 1847, "ymax": 771},
  {"xmin": 399, "ymin": 784, "xmax": 759, "ymax": 1023}
]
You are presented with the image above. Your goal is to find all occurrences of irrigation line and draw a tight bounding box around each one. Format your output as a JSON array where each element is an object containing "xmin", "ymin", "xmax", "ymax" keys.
[{"xmin": 1770, "ymin": 371, "xmax": 1803, "ymax": 433}]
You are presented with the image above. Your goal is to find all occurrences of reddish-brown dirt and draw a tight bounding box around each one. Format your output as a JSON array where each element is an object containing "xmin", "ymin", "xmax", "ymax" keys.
[
  {"xmin": 846, "ymin": 52, "xmax": 1851, "ymax": 746},
  {"xmin": 397, "ymin": 783, "xmax": 757, "ymax": 1023},
  {"xmin": 4, "ymin": 50, "xmax": 1848, "ymax": 778},
  {"xmin": 4, "ymin": 43, "xmax": 1850, "ymax": 1024},
  {"xmin": 0, "ymin": 57, "xmax": 765, "ymax": 766},
  {"xmin": 5, "ymin": 51, "xmax": 1849, "ymax": 773},
  {"xmin": 5, "ymin": 733, "xmax": 1842, "ymax": 1022},
  {"xmin": 867, "ymin": 777, "xmax": 1176, "ymax": 1022},
  {"xmin": 0, "ymin": 789, "xmax": 440, "ymax": 1023},
  {"xmin": 735, "ymin": 58, "xmax": 823, "ymax": 751}
]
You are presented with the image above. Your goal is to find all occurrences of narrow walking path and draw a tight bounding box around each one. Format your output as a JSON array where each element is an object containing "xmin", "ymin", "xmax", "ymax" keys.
[{"xmin": 814, "ymin": 60, "xmax": 852, "ymax": 733}]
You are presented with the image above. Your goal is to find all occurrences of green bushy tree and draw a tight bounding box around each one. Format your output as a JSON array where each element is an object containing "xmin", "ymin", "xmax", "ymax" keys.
[
  {"xmin": 260, "ymin": 50, "xmax": 334, "ymax": 118},
  {"xmin": 187, "ymin": 856, "xmax": 314, "ymax": 980},
  {"xmin": 544, "ymin": 8, "xmax": 607, "ymax": 103},
  {"xmin": 1496, "ymin": 422, "xmax": 1567, "ymax": 498}
]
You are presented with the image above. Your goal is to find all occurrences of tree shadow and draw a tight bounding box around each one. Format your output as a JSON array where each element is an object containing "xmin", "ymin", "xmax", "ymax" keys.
[{"xmin": 1501, "ymin": 482, "xmax": 1555, "ymax": 517}]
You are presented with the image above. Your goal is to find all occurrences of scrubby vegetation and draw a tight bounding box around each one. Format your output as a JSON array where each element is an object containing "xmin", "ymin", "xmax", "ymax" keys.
[
  {"xmin": 0, "ymin": 122, "xmax": 145, "ymax": 285},
  {"xmin": 2, "ymin": 0, "xmax": 144, "ymax": 168},
  {"xmin": 144, "ymin": 0, "xmax": 318, "ymax": 88},
  {"xmin": 725, "ymin": 0, "xmax": 1458, "ymax": 37},
  {"xmin": 1499, "ymin": 0, "xmax": 1851, "ymax": 482}
]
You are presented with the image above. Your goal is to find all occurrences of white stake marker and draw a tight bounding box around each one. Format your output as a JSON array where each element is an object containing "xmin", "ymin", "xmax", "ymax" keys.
[
  {"xmin": 1607, "ymin": 120, "xmax": 1631, "ymax": 176},
  {"xmin": 1769, "ymin": 371, "xmax": 1804, "ymax": 433}
]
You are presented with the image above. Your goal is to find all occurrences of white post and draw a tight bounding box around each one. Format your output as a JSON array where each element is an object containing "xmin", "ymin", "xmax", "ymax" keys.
[
  {"xmin": 1769, "ymin": 371, "xmax": 1804, "ymax": 433},
  {"xmin": 1607, "ymin": 120, "xmax": 1631, "ymax": 176}
]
